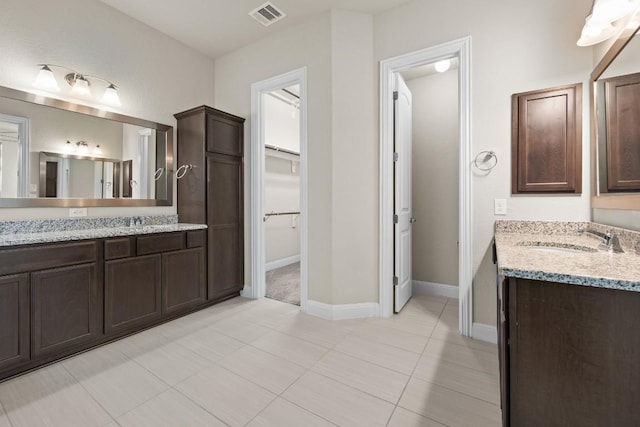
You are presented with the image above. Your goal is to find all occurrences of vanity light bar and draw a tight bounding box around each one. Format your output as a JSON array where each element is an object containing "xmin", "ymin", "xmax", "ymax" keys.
[{"xmin": 34, "ymin": 64, "xmax": 121, "ymax": 107}]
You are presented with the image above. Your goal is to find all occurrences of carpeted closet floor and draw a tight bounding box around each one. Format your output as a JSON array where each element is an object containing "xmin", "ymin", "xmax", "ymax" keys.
[{"xmin": 266, "ymin": 262, "xmax": 300, "ymax": 306}]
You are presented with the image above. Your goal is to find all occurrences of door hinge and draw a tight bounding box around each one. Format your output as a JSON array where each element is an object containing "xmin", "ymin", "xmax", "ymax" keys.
[
  {"xmin": 393, "ymin": 91, "xmax": 398, "ymax": 100},
  {"xmin": 393, "ymin": 276, "xmax": 399, "ymax": 286},
  {"xmin": 393, "ymin": 214, "xmax": 398, "ymax": 224},
  {"xmin": 393, "ymin": 152, "xmax": 399, "ymax": 162}
]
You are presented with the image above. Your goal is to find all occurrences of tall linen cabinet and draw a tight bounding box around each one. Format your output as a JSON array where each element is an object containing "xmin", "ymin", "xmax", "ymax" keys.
[{"xmin": 174, "ymin": 106, "xmax": 245, "ymax": 302}]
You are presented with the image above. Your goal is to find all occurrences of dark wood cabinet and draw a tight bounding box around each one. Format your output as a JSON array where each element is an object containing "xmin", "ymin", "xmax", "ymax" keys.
[
  {"xmin": 175, "ymin": 106, "xmax": 245, "ymax": 302},
  {"xmin": 31, "ymin": 263, "xmax": 99, "ymax": 357},
  {"xmin": 0, "ymin": 229, "xmax": 208, "ymax": 381},
  {"xmin": 105, "ymin": 255, "xmax": 162, "ymax": 335},
  {"xmin": 511, "ymin": 83, "xmax": 582, "ymax": 193},
  {"xmin": 162, "ymin": 248, "xmax": 205, "ymax": 314},
  {"xmin": 603, "ymin": 72, "xmax": 640, "ymax": 191},
  {"xmin": 499, "ymin": 277, "xmax": 640, "ymax": 426},
  {"xmin": 0, "ymin": 274, "xmax": 29, "ymax": 370}
]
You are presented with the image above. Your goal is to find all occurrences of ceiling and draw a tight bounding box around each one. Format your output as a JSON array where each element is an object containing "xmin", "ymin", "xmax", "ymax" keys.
[{"xmin": 99, "ymin": 0, "xmax": 412, "ymax": 58}]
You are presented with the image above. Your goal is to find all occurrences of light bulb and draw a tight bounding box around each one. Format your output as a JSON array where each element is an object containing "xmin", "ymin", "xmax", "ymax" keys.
[
  {"xmin": 34, "ymin": 65, "xmax": 60, "ymax": 92},
  {"xmin": 434, "ymin": 59, "xmax": 451, "ymax": 73},
  {"xmin": 102, "ymin": 84, "xmax": 121, "ymax": 106}
]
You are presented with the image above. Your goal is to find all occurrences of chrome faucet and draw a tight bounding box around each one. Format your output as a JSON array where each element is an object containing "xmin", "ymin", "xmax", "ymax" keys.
[{"xmin": 601, "ymin": 230, "xmax": 624, "ymax": 253}]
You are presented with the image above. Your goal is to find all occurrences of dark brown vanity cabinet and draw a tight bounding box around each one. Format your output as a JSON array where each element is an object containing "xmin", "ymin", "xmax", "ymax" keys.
[
  {"xmin": 175, "ymin": 106, "xmax": 245, "ymax": 302},
  {"xmin": 105, "ymin": 230, "xmax": 206, "ymax": 334},
  {"xmin": 499, "ymin": 277, "xmax": 640, "ymax": 426},
  {"xmin": 0, "ymin": 274, "xmax": 29, "ymax": 370},
  {"xmin": 511, "ymin": 83, "xmax": 582, "ymax": 194},
  {"xmin": 0, "ymin": 229, "xmax": 207, "ymax": 382},
  {"xmin": 0, "ymin": 241, "xmax": 101, "ymax": 376}
]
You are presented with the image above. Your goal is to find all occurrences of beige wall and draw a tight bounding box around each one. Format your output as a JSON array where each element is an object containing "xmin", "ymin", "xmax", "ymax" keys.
[
  {"xmin": 214, "ymin": 12, "xmax": 334, "ymax": 302},
  {"xmin": 375, "ymin": 0, "xmax": 593, "ymax": 324},
  {"xmin": 0, "ymin": 0, "xmax": 215, "ymax": 219},
  {"xmin": 406, "ymin": 70, "xmax": 458, "ymax": 287}
]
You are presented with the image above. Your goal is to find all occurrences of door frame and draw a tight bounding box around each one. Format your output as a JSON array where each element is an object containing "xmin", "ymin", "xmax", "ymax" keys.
[
  {"xmin": 0, "ymin": 113, "xmax": 30, "ymax": 197},
  {"xmin": 379, "ymin": 37, "xmax": 473, "ymax": 337},
  {"xmin": 248, "ymin": 67, "xmax": 308, "ymax": 311}
]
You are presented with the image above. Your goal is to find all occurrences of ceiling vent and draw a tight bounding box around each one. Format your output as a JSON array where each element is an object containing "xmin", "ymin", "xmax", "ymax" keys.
[{"xmin": 249, "ymin": 2, "xmax": 286, "ymax": 27}]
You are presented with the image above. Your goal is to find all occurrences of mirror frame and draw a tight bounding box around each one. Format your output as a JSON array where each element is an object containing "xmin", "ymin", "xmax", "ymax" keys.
[
  {"xmin": 591, "ymin": 15, "xmax": 640, "ymax": 210},
  {"xmin": 0, "ymin": 85, "xmax": 173, "ymax": 207}
]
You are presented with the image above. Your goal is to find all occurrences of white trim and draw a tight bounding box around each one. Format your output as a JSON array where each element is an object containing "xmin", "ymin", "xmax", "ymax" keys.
[
  {"xmin": 240, "ymin": 285, "xmax": 253, "ymax": 299},
  {"xmin": 0, "ymin": 113, "xmax": 30, "ymax": 197},
  {"xmin": 472, "ymin": 322, "xmax": 498, "ymax": 344},
  {"xmin": 250, "ymin": 67, "xmax": 308, "ymax": 312},
  {"xmin": 265, "ymin": 254, "xmax": 300, "ymax": 271},
  {"xmin": 379, "ymin": 36, "xmax": 473, "ymax": 338},
  {"xmin": 412, "ymin": 280, "xmax": 458, "ymax": 299},
  {"xmin": 306, "ymin": 300, "xmax": 380, "ymax": 321}
]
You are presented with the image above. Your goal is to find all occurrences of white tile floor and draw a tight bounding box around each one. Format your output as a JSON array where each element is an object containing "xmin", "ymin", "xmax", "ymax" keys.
[{"xmin": 0, "ymin": 294, "xmax": 502, "ymax": 427}]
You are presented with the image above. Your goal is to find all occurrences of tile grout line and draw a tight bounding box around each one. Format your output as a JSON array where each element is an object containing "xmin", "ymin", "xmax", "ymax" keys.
[{"xmin": 0, "ymin": 398, "xmax": 15, "ymax": 427}]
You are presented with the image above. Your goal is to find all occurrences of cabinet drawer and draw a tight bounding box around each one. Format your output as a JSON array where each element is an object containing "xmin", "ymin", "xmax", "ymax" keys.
[
  {"xmin": 187, "ymin": 230, "xmax": 206, "ymax": 248},
  {"xmin": 137, "ymin": 233, "xmax": 185, "ymax": 255},
  {"xmin": 104, "ymin": 238, "xmax": 133, "ymax": 260},
  {"xmin": 0, "ymin": 241, "xmax": 97, "ymax": 276}
]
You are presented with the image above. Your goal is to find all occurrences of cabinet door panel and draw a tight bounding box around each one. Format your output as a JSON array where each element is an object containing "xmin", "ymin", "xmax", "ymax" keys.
[
  {"xmin": 31, "ymin": 264, "xmax": 98, "ymax": 357},
  {"xmin": 105, "ymin": 255, "xmax": 162, "ymax": 335},
  {"xmin": 162, "ymin": 248, "xmax": 205, "ymax": 314},
  {"xmin": 206, "ymin": 114, "xmax": 243, "ymax": 156},
  {"xmin": 0, "ymin": 274, "xmax": 29, "ymax": 370}
]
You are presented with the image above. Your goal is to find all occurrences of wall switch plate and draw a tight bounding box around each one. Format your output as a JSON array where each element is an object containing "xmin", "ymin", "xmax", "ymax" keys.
[
  {"xmin": 494, "ymin": 199, "xmax": 507, "ymax": 215},
  {"xmin": 69, "ymin": 208, "xmax": 88, "ymax": 217}
]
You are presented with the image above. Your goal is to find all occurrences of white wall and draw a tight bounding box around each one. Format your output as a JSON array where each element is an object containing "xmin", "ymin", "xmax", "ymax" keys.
[
  {"xmin": 406, "ymin": 70, "xmax": 459, "ymax": 287},
  {"xmin": 265, "ymin": 156, "xmax": 300, "ymax": 263},
  {"xmin": 0, "ymin": 0, "xmax": 215, "ymax": 219},
  {"xmin": 264, "ymin": 95, "xmax": 300, "ymax": 153},
  {"xmin": 1, "ymin": 139, "xmax": 19, "ymax": 198}
]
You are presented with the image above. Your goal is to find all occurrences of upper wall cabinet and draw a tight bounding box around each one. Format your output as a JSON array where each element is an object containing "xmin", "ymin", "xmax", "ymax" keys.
[{"xmin": 511, "ymin": 83, "xmax": 582, "ymax": 194}]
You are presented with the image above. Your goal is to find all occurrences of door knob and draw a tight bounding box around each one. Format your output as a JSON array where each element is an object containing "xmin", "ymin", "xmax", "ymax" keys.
[{"xmin": 410, "ymin": 217, "xmax": 417, "ymax": 223}]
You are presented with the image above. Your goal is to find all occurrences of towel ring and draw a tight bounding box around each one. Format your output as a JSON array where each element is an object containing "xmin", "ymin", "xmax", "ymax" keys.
[
  {"xmin": 176, "ymin": 164, "xmax": 194, "ymax": 180},
  {"xmin": 474, "ymin": 151, "xmax": 498, "ymax": 171},
  {"xmin": 154, "ymin": 167, "xmax": 164, "ymax": 181}
]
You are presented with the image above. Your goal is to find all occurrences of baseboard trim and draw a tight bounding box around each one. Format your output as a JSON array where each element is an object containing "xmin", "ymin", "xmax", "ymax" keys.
[
  {"xmin": 472, "ymin": 322, "xmax": 498, "ymax": 344},
  {"xmin": 240, "ymin": 285, "xmax": 254, "ymax": 299},
  {"xmin": 306, "ymin": 300, "xmax": 379, "ymax": 320},
  {"xmin": 265, "ymin": 255, "xmax": 300, "ymax": 272},
  {"xmin": 412, "ymin": 280, "xmax": 458, "ymax": 299}
]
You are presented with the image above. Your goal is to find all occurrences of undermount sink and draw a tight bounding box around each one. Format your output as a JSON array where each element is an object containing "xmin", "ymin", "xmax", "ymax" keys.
[{"xmin": 517, "ymin": 241, "xmax": 597, "ymax": 254}]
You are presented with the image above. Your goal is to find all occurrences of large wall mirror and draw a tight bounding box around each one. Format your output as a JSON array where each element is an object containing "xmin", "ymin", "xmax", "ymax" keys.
[
  {"xmin": 592, "ymin": 14, "xmax": 640, "ymax": 209},
  {"xmin": 0, "ymin": 85, "xmax": 172, "ymax": 207}
]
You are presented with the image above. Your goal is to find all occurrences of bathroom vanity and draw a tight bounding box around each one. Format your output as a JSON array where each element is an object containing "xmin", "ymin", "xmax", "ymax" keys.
[
  {"xmin": 0, "ymin": 218, "xmax": 214, "ymax": 382},
  {"xmin": 495, "ymin": 220, "xmax": 640, "ymax": 426}
]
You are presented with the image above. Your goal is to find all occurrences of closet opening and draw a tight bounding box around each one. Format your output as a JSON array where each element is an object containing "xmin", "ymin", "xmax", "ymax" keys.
[{"xmin": 263, "ymin": 85, "xmax": 301, "ymax": 306}]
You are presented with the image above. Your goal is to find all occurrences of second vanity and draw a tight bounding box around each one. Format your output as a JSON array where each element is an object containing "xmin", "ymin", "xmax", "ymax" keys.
[
  {"xmin": 494, "ymin": 220, "xmax": 640, "ymax": 426},
  {"xmin": 0, "ymin": 216, "xmax": 220, "ymax": 382}
]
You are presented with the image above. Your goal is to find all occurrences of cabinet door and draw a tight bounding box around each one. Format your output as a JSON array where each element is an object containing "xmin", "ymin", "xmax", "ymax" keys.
[
  {"xmin": 207, "ymin": 153, "xmax": 244, "ymax": 301},
  {"xmin": 105, "ymin": 255, "xmax": 162, "ymax": 335},
  {"xmin": 31, "ymin": 264, "xmax": 99, "ymax": 358},
  {"xmin": 162, "ymin": 248, "xmax": 205, "ymax": 315},
  {"xmin": 512, "ymin": 83, "xmax": 582, "ymax": 193},
  {"xmin": 0, "ymin": 274, "xmax": 29, "ymax": 370},
  {"xmin": 206, "ymin": 111, "xmax": 243, "ymax": 157}
]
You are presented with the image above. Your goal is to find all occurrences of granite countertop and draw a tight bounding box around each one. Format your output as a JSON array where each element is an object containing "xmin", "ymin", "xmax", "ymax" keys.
[
  {"xmin": 0, "ymin": 223, "xmax": 207, "ymax": 248},
  {"xmin": 495, "ymin": 221, "xmax": 640, "ymax": 292}
]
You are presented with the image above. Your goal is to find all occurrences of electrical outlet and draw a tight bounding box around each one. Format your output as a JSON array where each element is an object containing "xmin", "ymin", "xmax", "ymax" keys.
[
  {"xmin": 69, "ymin": 208, "xmax": 88, "ymax": 217},
  {"xmin": 494, "ymin": 199, "xmax": 507, "ymax": 216}
]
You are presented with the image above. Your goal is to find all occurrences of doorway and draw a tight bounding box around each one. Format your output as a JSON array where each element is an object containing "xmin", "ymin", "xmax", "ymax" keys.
[
  {"xmin": 264, "ymin": 85, "xmax": 301, "ymax": 305},
  {"xmin": 380, "ymin": 37, "xmax": 473, "ymax": 336},
  {"xmin": 249, "ymin": 68, "xmax": 308, "ymax": 311}
]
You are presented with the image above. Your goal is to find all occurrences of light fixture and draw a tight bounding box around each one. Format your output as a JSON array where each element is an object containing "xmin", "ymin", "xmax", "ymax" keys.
[
  {"xmin": 33, "ymin": 64, "xmax": 122, "ymax": 107},
  {"xmin": 434, "ymin": 59, "xmax": 451, "ymax": 73},
  {"xmin": 577, "ymin": 0, "xmax": 638, "ymax": 46},
  {"xmin": 76, "ymin": 141, "xmax": 89, "ymax": 154},
  {"xmin": 94, "ymin": 145, "xmax": 102, "ymax": 155},
  {"xmin": 64, "ymin": 140, "xmax": 73, "ymax": 152},
  {"xmin": 66, "ymin": 73, "xmax": 91, "ymax": 98},
  {"xmin": 102, "ymin": 84, "xmax": 121, "ymax": 106},
  {"xmin": 34, "ymin": 65, "xmax": 60, "ymax": 92}
]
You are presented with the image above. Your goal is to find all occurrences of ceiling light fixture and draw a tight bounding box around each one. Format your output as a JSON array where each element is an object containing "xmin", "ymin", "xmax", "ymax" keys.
[
  {"xmin": 577, "ymin": 0, "xmax": 638, "ymax": 46},
  {"xmin": 434, "ymin": 59, "xmax": 451, "ymax": 73},
  {"xmin": 33, "ymin": 64, "xmax": 121, "ymax": 107}
]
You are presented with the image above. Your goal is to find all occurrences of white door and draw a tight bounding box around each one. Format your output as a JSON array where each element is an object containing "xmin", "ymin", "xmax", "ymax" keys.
[{"xmin": 394, "ymin": 73, "xmax": 413, "ymax": 313}]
